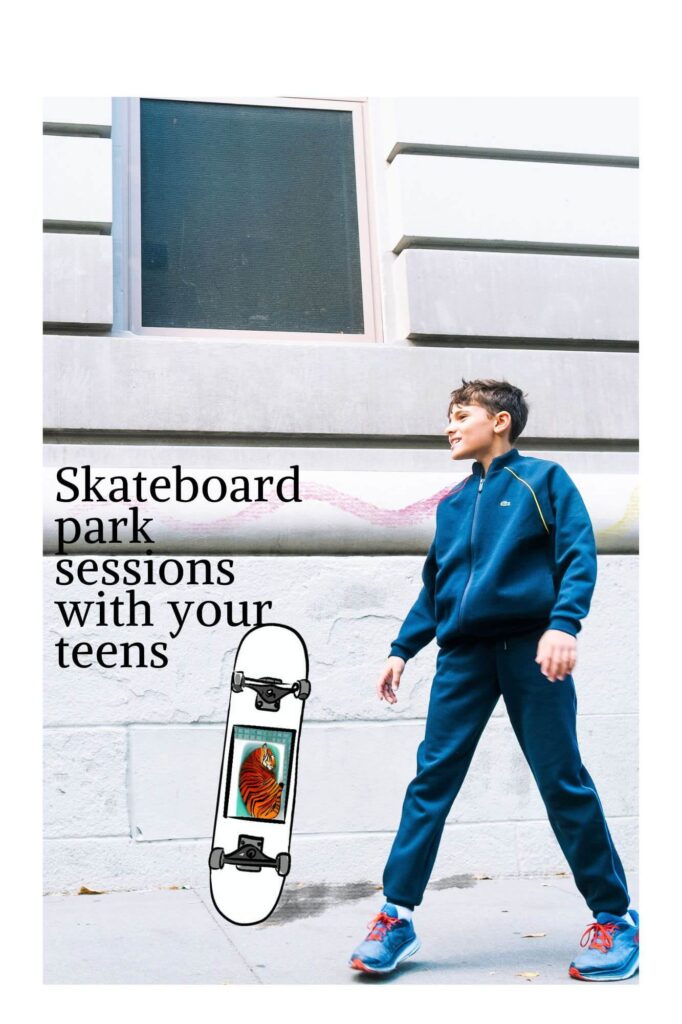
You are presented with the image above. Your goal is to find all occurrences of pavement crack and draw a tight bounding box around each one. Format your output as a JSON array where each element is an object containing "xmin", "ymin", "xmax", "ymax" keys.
[{"xmin": 193, "ymin": 887, "xmax": 262, "ymax": 983}]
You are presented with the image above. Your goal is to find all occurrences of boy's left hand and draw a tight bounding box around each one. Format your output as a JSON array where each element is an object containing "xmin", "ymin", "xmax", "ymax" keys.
[{"xmin": 535, "ymin": 629, "xmax": 577, "ymax": 682}]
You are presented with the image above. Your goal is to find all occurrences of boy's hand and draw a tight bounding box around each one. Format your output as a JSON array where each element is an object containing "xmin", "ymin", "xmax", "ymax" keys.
[
  {"xmin": 377, "ymin": 656, "xmax": 406, "ymax": 704},
  {"xmin": 535, "ymin": 629, "xmax": 577, "ymax": 682}
]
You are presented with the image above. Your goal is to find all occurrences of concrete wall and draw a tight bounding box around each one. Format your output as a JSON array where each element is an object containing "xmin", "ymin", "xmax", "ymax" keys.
[
  {"xmin": 43, "ymin": 96, "xmax": 638, "ymax": 894},
  {"xmin": 44, "ymin": 553, "xmax": 637, "ymax": 893},
  {"xmin": 43, "ymin": 100, "xmax": 112, "ymax": 329}
]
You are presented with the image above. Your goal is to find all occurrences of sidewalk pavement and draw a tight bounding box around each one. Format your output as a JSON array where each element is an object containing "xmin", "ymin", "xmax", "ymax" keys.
[{"xmin": 44, "ymin": 872, "xmax": 639, "ymax": 985}]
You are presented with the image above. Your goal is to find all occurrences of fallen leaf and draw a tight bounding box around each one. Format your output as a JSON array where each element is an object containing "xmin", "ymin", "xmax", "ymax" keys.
[
  {"xmin": 78, "ymin": 886, "xmax": 105, "ymax": 895},
  {"xmin": 522, "ymin": 933, "xmax": 546, "ymax": 938},
  {"xmin": 474, "ymin": 874, "xmax": 493, "ymax": 880},
  {"xmin": 517, "ymin": 972, "xmax": 540, "ymax": 980}
]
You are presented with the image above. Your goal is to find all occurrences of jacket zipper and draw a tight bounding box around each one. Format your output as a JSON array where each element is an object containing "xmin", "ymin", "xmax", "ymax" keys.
[{"xmin": 457, "ymin": 474, "xmax": 484, "ymax": 629}]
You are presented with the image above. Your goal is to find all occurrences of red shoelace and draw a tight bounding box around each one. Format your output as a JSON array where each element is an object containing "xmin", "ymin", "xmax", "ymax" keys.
[
  {"xmin": 580, "ymin": 921, "xmax": 620, "ymax": 952},
  {"xmin": 366, "ymin": 911, "xmax": 400, "ymax": 941}
]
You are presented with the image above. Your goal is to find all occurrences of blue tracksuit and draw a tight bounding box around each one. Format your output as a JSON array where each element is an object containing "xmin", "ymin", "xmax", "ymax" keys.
[{"xmin": 383, "ymin": 447, "xmax": 630, "ymax": 915}]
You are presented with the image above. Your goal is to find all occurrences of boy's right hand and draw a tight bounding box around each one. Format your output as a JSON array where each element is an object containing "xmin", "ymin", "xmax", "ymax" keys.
[{"xmin": 376, "ymin": 656, "xmax": 406, "ymax": 704}]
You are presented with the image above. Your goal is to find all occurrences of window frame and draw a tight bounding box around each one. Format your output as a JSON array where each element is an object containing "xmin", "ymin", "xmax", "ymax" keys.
[{"xmin": 122, "ymin": 96, "xmax": 383, "ymax": 343}]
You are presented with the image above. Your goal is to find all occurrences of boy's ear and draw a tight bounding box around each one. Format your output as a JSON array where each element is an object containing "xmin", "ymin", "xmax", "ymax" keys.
[{"xmin": 494, "ymin": 411, "xmax": 511, "ymax": 432}]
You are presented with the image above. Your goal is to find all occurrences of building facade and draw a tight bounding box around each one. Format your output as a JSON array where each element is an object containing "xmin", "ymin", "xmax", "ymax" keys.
[{"xmin": 43, "ymin": 96, "xmax": 638, "ymax": 893}]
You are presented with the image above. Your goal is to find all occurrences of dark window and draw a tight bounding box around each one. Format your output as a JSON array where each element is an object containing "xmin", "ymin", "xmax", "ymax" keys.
[{"xmin": 139, "ymin": 99, "xmax": 364, "ymax": 334}]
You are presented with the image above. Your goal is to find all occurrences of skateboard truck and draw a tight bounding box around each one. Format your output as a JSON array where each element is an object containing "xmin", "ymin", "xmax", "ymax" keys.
[
  {"xmin": 231, "ymin": 671, "xmax": 310, "ymax": 711},
  {"xmin": 209, "ymin": 835, "xmax": 291, "ymax": 877}
]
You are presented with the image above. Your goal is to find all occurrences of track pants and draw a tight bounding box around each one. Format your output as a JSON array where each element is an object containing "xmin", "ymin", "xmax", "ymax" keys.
[{"xmin": 383, "ymin": 626, "xmax": 630, "ymax": 916}]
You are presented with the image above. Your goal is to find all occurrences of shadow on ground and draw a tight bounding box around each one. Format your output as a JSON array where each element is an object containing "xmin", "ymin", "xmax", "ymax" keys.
[{"xmin": 264, "ymin": 874, "xmax": 478, "ymax": 927}]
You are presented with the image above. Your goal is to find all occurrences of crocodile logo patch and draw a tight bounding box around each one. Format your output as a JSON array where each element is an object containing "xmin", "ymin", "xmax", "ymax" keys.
[{"xmin": 500, "ymin": 500, "xmax": 511, "ymax": 507}]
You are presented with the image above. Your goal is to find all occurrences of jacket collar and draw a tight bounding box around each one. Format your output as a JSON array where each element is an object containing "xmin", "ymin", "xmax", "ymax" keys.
[{"xmin": 472, "ymin": 447, "xmax": 520, "ymax": 479}]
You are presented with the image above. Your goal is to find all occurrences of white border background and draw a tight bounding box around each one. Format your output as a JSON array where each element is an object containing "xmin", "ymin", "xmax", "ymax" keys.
[{"xmin": 5, "ymin": 0, "xmax": 676, "ymax": 1016}]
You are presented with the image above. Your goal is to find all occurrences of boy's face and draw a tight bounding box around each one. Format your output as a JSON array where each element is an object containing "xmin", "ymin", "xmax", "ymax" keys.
[{"xmin": 444, "ymin": 403, "xmax": 506, "ymax": 462}]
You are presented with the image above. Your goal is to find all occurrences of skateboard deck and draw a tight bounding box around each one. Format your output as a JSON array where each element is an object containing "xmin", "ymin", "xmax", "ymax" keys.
[{"xmin": 209, "ymin": 623, "xmax": 310, "ymax": 925}]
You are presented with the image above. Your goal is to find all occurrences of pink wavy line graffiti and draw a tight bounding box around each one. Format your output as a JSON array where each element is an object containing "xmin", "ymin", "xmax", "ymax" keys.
[
  {"xmin": 58, "ymin": 477, "xmax": 472, "ymax": 536},
  {"xmin": 189, "ymin": 477, "xmax": 471, "ymax": 530}
]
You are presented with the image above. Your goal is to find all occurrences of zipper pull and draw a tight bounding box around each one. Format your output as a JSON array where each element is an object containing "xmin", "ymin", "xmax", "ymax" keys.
[{"xmin": 478, "ymin": 477, "xmax": 484, "ymax": 493}]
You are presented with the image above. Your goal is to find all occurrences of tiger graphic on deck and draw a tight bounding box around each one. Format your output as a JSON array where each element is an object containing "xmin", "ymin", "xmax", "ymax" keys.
[{"xmin": 239, "ymin": 743, "xmax": 283, "ymax": 820}]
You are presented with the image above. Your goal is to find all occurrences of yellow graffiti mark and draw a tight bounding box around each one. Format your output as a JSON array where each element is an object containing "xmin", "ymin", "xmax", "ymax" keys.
[{"xmin": 595, "ymin": 484, "xmax": 639, "ymax": 542}]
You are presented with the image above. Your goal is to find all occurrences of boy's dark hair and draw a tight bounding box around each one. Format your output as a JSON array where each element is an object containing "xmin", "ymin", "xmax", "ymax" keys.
[{"xmin": 448, "ymin": 379, "xmax": 529, "ymax": 443}]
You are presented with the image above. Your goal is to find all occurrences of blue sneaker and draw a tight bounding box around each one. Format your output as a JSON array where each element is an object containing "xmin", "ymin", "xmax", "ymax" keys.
[
  {"xmin": 349, "ymin": 903, "xmax": 421, "ymax": 974},
  {"xmin": 569, "ymin": 910, "xmax": 639, "ymax": 981}
]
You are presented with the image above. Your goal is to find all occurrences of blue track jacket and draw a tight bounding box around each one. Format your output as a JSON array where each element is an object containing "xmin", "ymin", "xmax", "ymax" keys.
[{"xmin": 390, "ymin": 447, "xmax": 597, "ymax": 661}]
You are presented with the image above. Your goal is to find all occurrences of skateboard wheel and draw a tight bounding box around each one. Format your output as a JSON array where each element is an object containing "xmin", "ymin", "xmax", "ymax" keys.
[
  {"xmin": 295, "ymin": 678, "xmax": 311, "ymax": 700},
  {"xmin": 209, "ymin": 847, "xmax": 225, "ymax": 871},
  {"xmin": 231, "ymin": 671, "xmax": 244, "ymax": 692},
  {"xmin": 275, "ymin": 852, "xmax": 291, "ymax": 877}
]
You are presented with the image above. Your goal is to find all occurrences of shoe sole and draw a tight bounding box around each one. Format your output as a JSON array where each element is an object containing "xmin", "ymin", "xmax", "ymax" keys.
[
  {"xmin": 569, "ymin": 949, "xmax": 639, "ymax": 982},
  {"xmin": 349, "ymin": 937, "xmax": 421, "ymax": 975}
]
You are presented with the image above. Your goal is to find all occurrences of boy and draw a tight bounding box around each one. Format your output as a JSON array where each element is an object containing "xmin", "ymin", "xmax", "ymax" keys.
[{"xmin": 349, "ymin": 379, "xmax": 638, "ymax": 982}]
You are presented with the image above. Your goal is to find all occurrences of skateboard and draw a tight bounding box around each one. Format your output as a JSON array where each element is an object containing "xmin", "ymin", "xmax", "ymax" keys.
[{"xmin": 208, "ymin": 623, "xmax": 310, "ymax": 925}]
